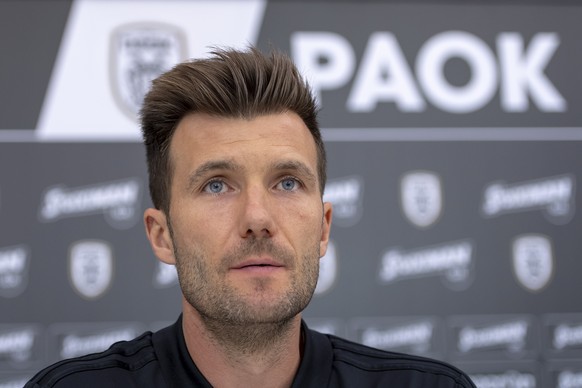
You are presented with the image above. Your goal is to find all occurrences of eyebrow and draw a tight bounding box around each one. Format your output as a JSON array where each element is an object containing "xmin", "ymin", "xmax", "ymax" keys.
[
  {"xmin": 187, "ymin": 159, "xmax": 242, "ymax": 191},
  {"xmin": 272, "ymin": 160, "xmax": 318, "ymax": 186}
]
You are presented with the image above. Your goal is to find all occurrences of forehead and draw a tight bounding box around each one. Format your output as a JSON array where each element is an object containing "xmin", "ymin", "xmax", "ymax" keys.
[{"xmin": 169, "ymin": 112, "xmax": 318, "ymax": 174}]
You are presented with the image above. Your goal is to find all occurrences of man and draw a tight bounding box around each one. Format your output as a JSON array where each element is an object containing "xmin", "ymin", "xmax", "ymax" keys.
[{"xmin": 26, "ymin": 47, "xmax": 475, "ymax": 387}]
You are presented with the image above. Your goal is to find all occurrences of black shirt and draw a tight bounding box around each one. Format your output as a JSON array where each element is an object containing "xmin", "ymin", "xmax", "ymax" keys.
[{"xmin": 26, "ymin": 316, "xmax": 476, "ymax": 387}]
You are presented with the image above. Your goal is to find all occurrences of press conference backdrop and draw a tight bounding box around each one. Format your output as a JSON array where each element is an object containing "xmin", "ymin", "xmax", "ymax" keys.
[{"xmin": 1, "ymin": 1, "xmax": 581, "ymax": 386}]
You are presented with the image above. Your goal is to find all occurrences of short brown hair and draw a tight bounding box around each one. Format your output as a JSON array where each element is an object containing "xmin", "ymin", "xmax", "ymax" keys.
[{"xmin": 140, "ymin": 46, "xmax": 326, "ymax": 213}]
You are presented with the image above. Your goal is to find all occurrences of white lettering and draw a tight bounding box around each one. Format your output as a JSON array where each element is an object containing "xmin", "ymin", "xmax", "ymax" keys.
[
  {"xmin": 40, "ymin": 179, "xmax": 140, "ymax": 222},
  {"xmin": 558, "ymin": 371, "xmax": 582, "ymax": 388},
  {"xmin": 482, "ymin": 175, "xmax": 573, "ymax": 217},
  {"xmin": 0, "ymin": 378, "xmax": 31, "ymax": 388},
  {"xmin": 459, "ymin": 321, "xmax": 528, "ymax": 352},
  {"xmin": 380, "ymin": 241, "xmax": 472, "ymax": 283},
  {"xmin": 324, "ymin": 178, "xmax": 361, "ymax": 203},
  {"xmin": 0, "ymin": 330, "xmax": 34, "ymax": 356},
  {"xmin": 323, "ymin": 177, "xmax": 363, "ymax": 222},
  {"xmin": 291, "ymin": 30, "xmax": 565, "ymax": 113},
  {"xmin": 308, "ymin": 322, "xmax": 338, "ymax": 336},
  {"xmin": 498, "ymin": 32, "xmax": 566, "ymax": 112},
  {"xmin": 362, "ymin": 322, "xmax": 433, "ymax": 350},
  {"xmin": 315, "ymin": 241, "xmax": 337, "ymax": 295},
  {"xmin": 60, "ymin": 329, "xmax": 135, "ymax": 359},
  {"xmin": 291, "ymin": 32, "xmax": 355, "ymax": 106},
  {"xmin": 417, "ymin": 31, "xmax": 497, "ymax": 113},
  {"xmin": 0, "ymin": 246, "xmax": 28, "ymax": 294},
  {"xmin": 554, "ymin": 324, "xmax": 582, "ymax": 350},
  {"xmin": 347, "ymin": 32, "xmax": 425, "ymax": 112},
  {"xmin": 471, "ymin": 371, "xmax": 536, "ymax": 388},
  {"xmin": 154, "ymin": 262, "xmax": 178, "ymax": 288},
  {"xmin": 0, "ymin": 248, "xmax": 27, "ymax": 273}
]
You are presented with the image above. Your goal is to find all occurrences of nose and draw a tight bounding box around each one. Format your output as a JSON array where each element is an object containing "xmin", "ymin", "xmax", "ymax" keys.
[{"xmin": 238, "ymin": 185, "xmax": 276, "ymax": 239}]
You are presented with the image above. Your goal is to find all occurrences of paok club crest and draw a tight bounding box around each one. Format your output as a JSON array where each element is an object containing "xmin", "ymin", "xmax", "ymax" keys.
[
  {"xmin": 110, "ymin": 23, "xmax": 186, "ymax": 119},
  {"xmin": 400, "ymin": 170, "xmax": 443, "ymax": 228},
  {"xmin": 512, "ymin": 234, "xmax": 554, "ymax": 292},
  {"xmin": 69, "ymin": 240, "xmax": 114, "ymax": 299}
]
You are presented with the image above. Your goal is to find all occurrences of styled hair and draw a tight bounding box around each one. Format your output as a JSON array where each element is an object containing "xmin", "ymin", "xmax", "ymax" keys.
[{"xmin": 140, "ymin": 46, "xmax": 326, "ymax": 213}]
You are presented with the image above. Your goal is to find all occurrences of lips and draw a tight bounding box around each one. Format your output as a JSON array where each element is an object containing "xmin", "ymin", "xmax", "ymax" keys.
[{"xmin": 231, "ymin": 258, "xmax": 285, "ymax": 270}]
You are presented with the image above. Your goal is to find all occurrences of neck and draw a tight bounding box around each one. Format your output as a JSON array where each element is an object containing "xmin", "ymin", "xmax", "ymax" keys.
[{"xmin": 181, "ymin": 299, "xmax": 303, "ymax": 388}]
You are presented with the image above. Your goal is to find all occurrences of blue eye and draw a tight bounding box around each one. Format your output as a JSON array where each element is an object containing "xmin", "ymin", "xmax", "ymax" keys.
[
  {"xmin": 280, "ymin": 178, "xmax": 297, "ymax": 191},
  {"xmin": 205, "ymin": 180, "xmax": 225, "ymax": 194}
]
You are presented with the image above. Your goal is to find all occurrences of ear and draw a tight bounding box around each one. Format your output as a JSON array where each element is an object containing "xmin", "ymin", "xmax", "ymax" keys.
[
  {"xmin": 144, "ymin": 208, "xmax": 176, "ymax": 265},
  {"xmin": 319, "ymin": 202, "xmax": 333, "ymax": 258}
]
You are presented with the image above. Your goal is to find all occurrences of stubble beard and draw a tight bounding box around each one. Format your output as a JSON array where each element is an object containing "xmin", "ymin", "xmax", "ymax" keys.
[{"xmin": 173, "ymin": 236, "xmax": 320, "ymax": 356}]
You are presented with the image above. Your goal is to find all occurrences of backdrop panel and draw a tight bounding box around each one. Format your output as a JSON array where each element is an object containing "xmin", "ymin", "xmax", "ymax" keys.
[{"xmin": 1, "ymin": 1, "xmax": 581, "ymax": 386}]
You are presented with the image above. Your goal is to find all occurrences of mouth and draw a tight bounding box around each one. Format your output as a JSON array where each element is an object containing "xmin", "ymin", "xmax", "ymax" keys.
[{"xmin": 230, "ymin": 258, "xmax": 286, "ymax": 273}]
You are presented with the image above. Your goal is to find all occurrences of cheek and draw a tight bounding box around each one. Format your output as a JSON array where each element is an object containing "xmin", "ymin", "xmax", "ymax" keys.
[
  {"xmin": 291, "ymin": 204, "xmax": 323, "ymax": 236},
  {"xmin": 174, "ymin": 196, "xmax": 232, "ymax": 227},
  {"xmin": 171, "ymin": 204, "xmax": 230, "ymax": 251},
  {"xmin": 172, "ymin": 208, "xmax": 211, "ymax": 247}
]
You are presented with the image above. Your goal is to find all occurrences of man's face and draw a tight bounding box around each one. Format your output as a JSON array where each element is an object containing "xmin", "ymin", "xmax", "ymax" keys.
[{"xmin": 159, "ymin": 112, "xmax": 332, "ymax": 325}]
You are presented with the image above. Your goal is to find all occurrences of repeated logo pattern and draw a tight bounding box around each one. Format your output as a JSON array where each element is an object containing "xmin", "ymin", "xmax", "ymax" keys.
[
  {"xmin": 39, "ymin": 178, "xmax": 143, "ymax": 230},
  {"xmin": 69, "ymin": 240, "xmax": 114, "ymax": 300},
  {"xmin": 1, "ymin": 2, "xmax": 581, "ymax": 383},
  {"xmin": 0, "ymin": 246, "xmax": 29, "ymax": 298},
  {"xmin": 512, "ymin": 234, "xmax": 554, "ymax": 292},
  {"xmin": 110, "ymin": 23, "xmax": 186, "ymax": 119},
  {"xmin": 323, "ymin": 176, "xmax": 364, "ymax": 227},
  {"xmin": 379, "ymin": 239, "xmax": 474, "ymax": 291},
  {"xmin": 400, "ymin": 170, "xmax": 443, "ymax": 229},
  {"xmin": 481, "ymin": 174, "xmax": 575, "ymax": 225}
]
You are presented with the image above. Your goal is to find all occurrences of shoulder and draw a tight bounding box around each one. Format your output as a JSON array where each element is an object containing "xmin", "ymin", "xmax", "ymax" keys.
[
  {"xmin": 323, "ymin": 332, "xmax": 475, "ymax": 387},
  {"xmin": 25, "ymin": 331, "xmax": 165, "ymax": 388}
]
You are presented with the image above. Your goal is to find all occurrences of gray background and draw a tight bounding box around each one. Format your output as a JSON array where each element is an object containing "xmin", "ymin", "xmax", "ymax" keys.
[{"xmin": 1, "ymin": 1, "xmax": 581, "ymax": 386}]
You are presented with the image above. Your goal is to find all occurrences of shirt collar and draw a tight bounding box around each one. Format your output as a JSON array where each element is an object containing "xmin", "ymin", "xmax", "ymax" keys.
[
  {"xmin": 153, "ymin": 315, "xmax": 212, "ymax": 388},
  {"xmin": 153, "ymin": 315, "xmax": 333, "ymax": 387},
  {"xmin": 291, "ymin": 320, "xmax": 333, "ymax": 387}
]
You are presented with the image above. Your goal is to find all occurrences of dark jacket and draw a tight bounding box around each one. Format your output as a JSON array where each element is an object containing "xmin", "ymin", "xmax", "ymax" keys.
[{"xmin": 26, "ymin": 316, "xmax": 476, "ymax": 387}]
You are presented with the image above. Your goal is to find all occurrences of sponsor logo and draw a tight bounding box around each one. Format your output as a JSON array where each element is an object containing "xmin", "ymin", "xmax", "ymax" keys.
[
  {"xmin": 323, "ymin": 176, "xmax": 363, "ymax": 227},
  {"xmin": 512, "ymin": 234, "xmax": 553, "ymax": 292},
  {"xmin": 0, "ymin": 328, "xmax": 36, "ymax": 363},
  {"xmin": 153, "ymin": 261, "xmax": 178, "ymax": 289},
  {"xmin": 360, "ymin": 321, "xmax": 434, "ymax": 354},
  {"xmin": 400, "ymin": 170, "xmax": 443, "ymax": 228},
  {"xmin": 0, "ymin": 377, "xmax": 32, "ymax": 388},
  {"xmin": 111, "ymin": 23, "xmax": 185, "ymax": 119},
  {"xmin": 379, "ymin": 240, "xmax": 473, "ymax": 290},
  {"xmin": 60, "ymin": 327, "xmax": 136, "ymax": 359},
  {"xmin": 482, "ymin": 174, "xmax": 575, "ymax": 224},
  {"xmin": 39, "ymin": 178, "xmax": 142, "ymax": 229},
  {"xmin": 315, "ymin": 241, "xmax": 337, "ymax": 295},
  {"xmin": 558, "ymin": 371, "xmax": 582, "ymax": 388},
  {"xmin": 292, "ymin": 31, "xmax": 565, "ymax": 113},
  {"xmin": 470, "ymin": 371, "xmax": 536, "ymax": 388},
  {"xmin": 458, "ymin": 320, "xmax": 529, "ymax": 353},
  {"xmin": 554, "ymin": 324, "xmax": 582, "ymax": 350},
  {"xmin": 305, "ymin": 319, "xmax": 343, "ymax": 336},
  {"xmin": 69, "ymin": 240, "xmax": 114, "ymax": 300},
  {"xmin": 0, "ymin": 246, "xmax": 29, "ymax": 298}
]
